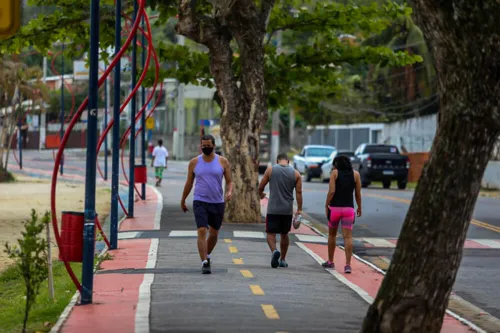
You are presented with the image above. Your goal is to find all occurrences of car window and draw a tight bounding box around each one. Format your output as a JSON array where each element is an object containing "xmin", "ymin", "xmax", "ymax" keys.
[
  {"xmin": 338, "ymin": 152, "xmax": 354, "ymax": 158},
  {"xmin": 363, "ymin": 145, "xmax": 399, "ymax": 154},
  {"xmin": 306, "ymin": 147, "xmax": 335, "ymax": 157}
]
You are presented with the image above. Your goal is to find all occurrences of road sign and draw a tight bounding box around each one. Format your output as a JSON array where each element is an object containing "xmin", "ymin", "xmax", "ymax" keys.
[
  {"xmin": 0, "ymin": 0, "xmax": 21, "ymax": 39},
  {"xmin": 146, "ymin": 117, "xmax": 154, "ymax": 130}
]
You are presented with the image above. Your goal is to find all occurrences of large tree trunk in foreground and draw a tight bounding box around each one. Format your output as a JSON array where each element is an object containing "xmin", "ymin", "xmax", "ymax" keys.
[
  {"xmin": 361, "ymin": 1, "xmax": 500, "ymax": 332},
  {"xmin": 176, "ymin": 0, "xmax": 272, "ymax": 223}
]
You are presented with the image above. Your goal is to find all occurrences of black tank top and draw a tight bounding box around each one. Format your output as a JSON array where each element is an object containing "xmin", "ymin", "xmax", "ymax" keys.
[{"xmin": 330, "ymin": 169, "xmax": 355, "ymax": 208}]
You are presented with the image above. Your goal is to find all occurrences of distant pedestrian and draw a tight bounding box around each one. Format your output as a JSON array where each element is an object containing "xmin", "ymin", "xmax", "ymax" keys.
[
  {"xmin": 322, "ymin": 155, "xmax": 362, "ymax": 273},
  {"xmin": 180, "ymin": 134, "xmax": 233, "ymax": 274},
  {"xmin": 258, "ymin": 153, "xmax": 302, "ymax": 268},
  {"xmin": 151, "ymin": 139, "xmax": 169, "ymax": 187}
]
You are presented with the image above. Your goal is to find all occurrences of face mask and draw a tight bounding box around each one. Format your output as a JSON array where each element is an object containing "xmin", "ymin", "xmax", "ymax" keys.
[{"xmin": 202, "ymin": 147, "xmax": 214, "ymax": 156}]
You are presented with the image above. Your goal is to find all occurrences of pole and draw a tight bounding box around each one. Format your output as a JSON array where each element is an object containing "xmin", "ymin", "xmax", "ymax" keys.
[
  {"xmin": 270, "ymin": 31, "xmax": 282, "ymax": 163},
  {"xmin": 110, "ymin": 0, "xmax": 121, "ymax": 250},
  {"xmin": 104, "ymin": 67, "xmax": 109, "ymax": 181},
  {"xmin": 42, "ymin": 56, "xmax": 54, "ymax": 298},
  {"xmin": 174, "ymin": 35, "xmax": 185, "ymax": 160},
  {"xmin": 60, "ymin": 44, "xmax": 65, "ymax": 176},
  {"xmin": 128, "ymin": 0, "xmax": 138, "ymax": 217},
  {"xmin": 40, "ymin": 57, "xmax": 47, "ymax": 150},
  {"xmin": 140, "ymin": 16, "xmax": 146, "ymax": 200},
  {"xmin": 18, "ymin": 124, "xmax": 22, "ymax": 169},
  {"xmin": 81, "ymin": 0, "xmax": 100, "ymax": 305}
]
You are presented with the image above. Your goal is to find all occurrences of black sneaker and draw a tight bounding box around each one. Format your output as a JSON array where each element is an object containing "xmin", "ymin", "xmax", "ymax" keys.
[
  {"xmin": 207, "ymin": 257, "xmax": 211, "ymax": 265},
  {"xmin": 271, "ymin": 250, "xmax": 280, "ymax": 268},
  {"xmin": 202, "ymin": 261, "xmax": 211, "ymax": 274}
]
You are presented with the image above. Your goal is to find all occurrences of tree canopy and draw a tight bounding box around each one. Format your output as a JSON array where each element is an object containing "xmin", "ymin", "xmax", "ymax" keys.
[{"xmin": 1, "ymin": 0, "xmax": 421, "ymax": 115}]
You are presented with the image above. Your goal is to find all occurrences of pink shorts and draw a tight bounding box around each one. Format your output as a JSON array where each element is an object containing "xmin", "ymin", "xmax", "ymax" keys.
[{"xmin": 328, "ymin": 207, "xmax": 355, "ymax": 229}]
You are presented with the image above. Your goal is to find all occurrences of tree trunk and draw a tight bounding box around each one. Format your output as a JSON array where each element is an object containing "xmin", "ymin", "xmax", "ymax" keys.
[
  {"xmin": 361, "ymin": 1, "xmax": 500, "ymax": 331},
  {"xmin": 176, "ymin": 0, "xmax": 270, "ymax": 223}
]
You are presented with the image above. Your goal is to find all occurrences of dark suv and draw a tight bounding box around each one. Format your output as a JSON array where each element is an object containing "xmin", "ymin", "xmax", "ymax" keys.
[{"xmin": 354, "ymin": 144, "xmax": 410, "ymax": 189}]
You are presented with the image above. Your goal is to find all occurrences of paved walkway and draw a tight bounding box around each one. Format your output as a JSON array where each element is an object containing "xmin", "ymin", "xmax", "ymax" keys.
[{"xmin": 51, "ymin": 181, "xmax": 477, "ymax": 333}]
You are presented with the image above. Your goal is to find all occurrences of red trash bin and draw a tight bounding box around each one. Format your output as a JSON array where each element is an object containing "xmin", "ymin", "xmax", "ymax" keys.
[
  {"xmin": 59, "ymin": 212, "xmax": 97, "ymax": 263},
  {"xmin": 134, "ymin": 165, "xmax": 147, "ymax": 184}
]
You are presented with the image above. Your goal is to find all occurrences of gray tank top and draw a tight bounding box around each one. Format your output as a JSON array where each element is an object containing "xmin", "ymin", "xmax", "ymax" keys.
[{"xmin": 267, "ymin": 164, "xmax": 297, "ymax": 215}]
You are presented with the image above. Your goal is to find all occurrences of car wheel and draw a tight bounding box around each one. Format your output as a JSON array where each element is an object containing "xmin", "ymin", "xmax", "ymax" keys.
[
  {"xmin": 360, "ymin": 168, "xmax": 370, "ymax": 188},
  {"xmin": 398, "ymin": 181, "xmax": 407, "ymax": 190},
  {"xmin": 305, "ymin": 168, "xmax": 312, "ymax": 182},
  {"xmin": 382, "ymin": 180, "xmax": 391, "ymax": 189}
]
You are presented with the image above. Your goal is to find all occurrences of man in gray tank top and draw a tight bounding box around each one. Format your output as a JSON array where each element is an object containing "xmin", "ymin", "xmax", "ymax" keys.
[{"xmin": 258, "ymin": 153, "xmax": 303, "ymax": 268}]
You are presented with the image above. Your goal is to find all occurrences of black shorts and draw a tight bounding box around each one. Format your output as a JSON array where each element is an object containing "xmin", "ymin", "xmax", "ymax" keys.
[
  {"xmin": 193, "ymin": 200, "xmax": 225, "ymax": 230},
  {"xmin": 266, "ymin": 214, "xmax": 293, "ymax": 234}
]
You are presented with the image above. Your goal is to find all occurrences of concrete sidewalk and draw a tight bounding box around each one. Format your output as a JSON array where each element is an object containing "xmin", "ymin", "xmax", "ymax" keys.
[{"xmin": 50, "ymin": 179, "xmax": 479, "ymax": 333}]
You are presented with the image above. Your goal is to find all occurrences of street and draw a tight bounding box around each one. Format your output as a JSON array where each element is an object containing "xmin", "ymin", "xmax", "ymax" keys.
[
  {"xmin": 8, "ymin": 151, "xmax": 500, "ymax": 331},
  {"xmin": 300, "ymin": 177, "xmax": 500, "ymax": 327}
]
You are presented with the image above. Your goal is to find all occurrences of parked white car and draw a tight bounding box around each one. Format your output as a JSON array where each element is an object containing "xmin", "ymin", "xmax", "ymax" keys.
[
  {"xmin": 293, "ymin": 145, "xmax": 336, "ymax": 181},
  {"xmin": 319, "ymin": 150, "xmax": 360, "ymax": 183}
]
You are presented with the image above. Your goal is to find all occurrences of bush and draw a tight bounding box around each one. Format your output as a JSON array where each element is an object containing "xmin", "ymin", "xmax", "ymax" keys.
[{"xmin": 4, "ymin": 209, "xmax": 50, "ymax": 333}]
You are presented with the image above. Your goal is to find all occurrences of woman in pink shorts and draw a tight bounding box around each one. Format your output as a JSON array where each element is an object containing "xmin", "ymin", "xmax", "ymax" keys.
[{"xmin": 322, "ymin": 155, "xmax": 362, "ymax": 273}]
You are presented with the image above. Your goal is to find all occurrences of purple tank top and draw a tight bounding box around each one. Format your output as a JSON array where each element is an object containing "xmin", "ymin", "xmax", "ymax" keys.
[{"xmin": 193, "ymin": 154, "xmax": 225, "ymax": 203}]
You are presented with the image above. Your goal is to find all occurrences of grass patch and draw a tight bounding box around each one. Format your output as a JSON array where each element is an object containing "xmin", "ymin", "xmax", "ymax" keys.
[{"xmin": 0, "ymin": 261, "xmax": 82, "ymax": 333}]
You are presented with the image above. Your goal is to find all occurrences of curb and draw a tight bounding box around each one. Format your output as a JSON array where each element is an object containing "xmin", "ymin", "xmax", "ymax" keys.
[{"xmin": 48, "ymin": 226, "xmax": 124, "ymax": 333}]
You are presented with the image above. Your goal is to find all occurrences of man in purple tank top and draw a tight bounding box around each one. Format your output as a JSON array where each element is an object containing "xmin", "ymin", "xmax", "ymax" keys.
[{"xmin": 180, "ymin": 134, "xmax": 233, "ymax": 274}]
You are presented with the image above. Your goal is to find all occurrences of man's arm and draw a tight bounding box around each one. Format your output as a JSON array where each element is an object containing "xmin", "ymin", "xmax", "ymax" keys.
[
  {"xmin": 221, "ymin": 157, "xmax": 233, "ymax": 201},
  {"xmin": 180, "ymin": 158, "xmax": 197, "ymax": 209},
  {"xmin": 151, "ymin": 148, "xmax": 156, "ymax": 167},
  {"xmin": 295, "ymin": 170, "xmax": 303, "ymax": 212},
  {"xmin": 354, "ymin": 171, "xmax": 362, "ymax": 217},
  {"xmin": 258, "ymin": 166, "xmax": 272, "ymax": 199}
]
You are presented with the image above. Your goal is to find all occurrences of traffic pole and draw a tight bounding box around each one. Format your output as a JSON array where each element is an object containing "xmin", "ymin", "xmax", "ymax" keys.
[
  {"xmin": 140, "ymin": 16, "xmax": 146, "ymax": 200},
  {"xmin": 81, "ymin": 0, "xmax": 100, "ymax": 305},
  {"xmin": 110, "ymin": 0, "xmax": 121, "ymax": 250},
  {"xmin": 104, "ymin": 66, "xmax": 109, "ymax": 181},
  {"xmin": 60, "ymin": 43, "xmax": 65, "ymax": 176},
  {"xmin": 128, "ymin": 0, "xmax": 137, "ymax": 217}
]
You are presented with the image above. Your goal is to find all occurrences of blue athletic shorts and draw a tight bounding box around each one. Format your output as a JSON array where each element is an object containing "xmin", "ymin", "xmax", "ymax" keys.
[{"xmin": 193, "ymin": 200, "xmax": 225, "ymax": 230}]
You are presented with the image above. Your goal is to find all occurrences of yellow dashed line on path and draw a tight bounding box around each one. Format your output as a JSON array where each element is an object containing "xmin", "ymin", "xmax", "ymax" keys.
[
  {"xmin": 224, "ymin": 239, "xmax": 232, "ymax": 243},
  {"xmin": 365, "ymin": 193, "xmax": 500, "ymax": 233},
  {"xmin": 250, "ymin": 285, "xmax": 265, "ymax": 295},
  {"xmin": 261, "ymin": 304, "xmax": 280, "ymax": 319},
  {"xmin": 229, "ymin": 246, "xmax": 238, "ymax": 253},
  {"xmin": 233, "ymin": 258, "xmax": 244, "ymax": 265},
  {"xmin": 240, "ymin": 270, "xmax": 253, "ymax": 278}
]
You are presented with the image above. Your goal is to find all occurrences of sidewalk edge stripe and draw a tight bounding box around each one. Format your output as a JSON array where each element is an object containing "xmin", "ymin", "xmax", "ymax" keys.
[
  {"xmin": 300, "ymin": 218, "xmax": 487, "ymax": 333},
  {"xmin": 48, "ymin": 291, "xmax": 79, "ymax": 333},
  {"xmin": 135, "ymin": 185, "xmax": 163, "ymax": 333},
  {"xmin": 151, "ymin": 186, "xmax": 163, "ymax": 231},
  {"xmin": 296, "ymin": 242, "xmax": 374, "ymax": 304}
]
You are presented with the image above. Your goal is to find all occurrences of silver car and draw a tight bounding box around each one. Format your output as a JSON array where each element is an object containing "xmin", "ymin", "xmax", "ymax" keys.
[{"xmin": 319, "ymin": 151, "xmax": 360, "ymax": 183}]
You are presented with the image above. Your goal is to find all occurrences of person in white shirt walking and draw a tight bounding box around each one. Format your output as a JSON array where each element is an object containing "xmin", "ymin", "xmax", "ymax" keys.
[{"xmin": 151, "ymin": 139, "xmax": 169, "ymax": 187}]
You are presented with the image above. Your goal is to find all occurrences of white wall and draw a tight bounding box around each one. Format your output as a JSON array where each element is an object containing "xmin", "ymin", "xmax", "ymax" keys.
[
  {"xmin": 380, "ymin": 114, "xmax": 500, "ymax": 189},
  {"xmin": 380, "ymin": 114, "xmax": 437, "ymax": 152}
]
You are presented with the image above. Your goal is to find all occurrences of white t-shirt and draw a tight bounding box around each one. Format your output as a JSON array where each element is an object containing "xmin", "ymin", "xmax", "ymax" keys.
[{"xmin": 153, "ymin": 146, "xmax": 169, "ymax": 167}]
